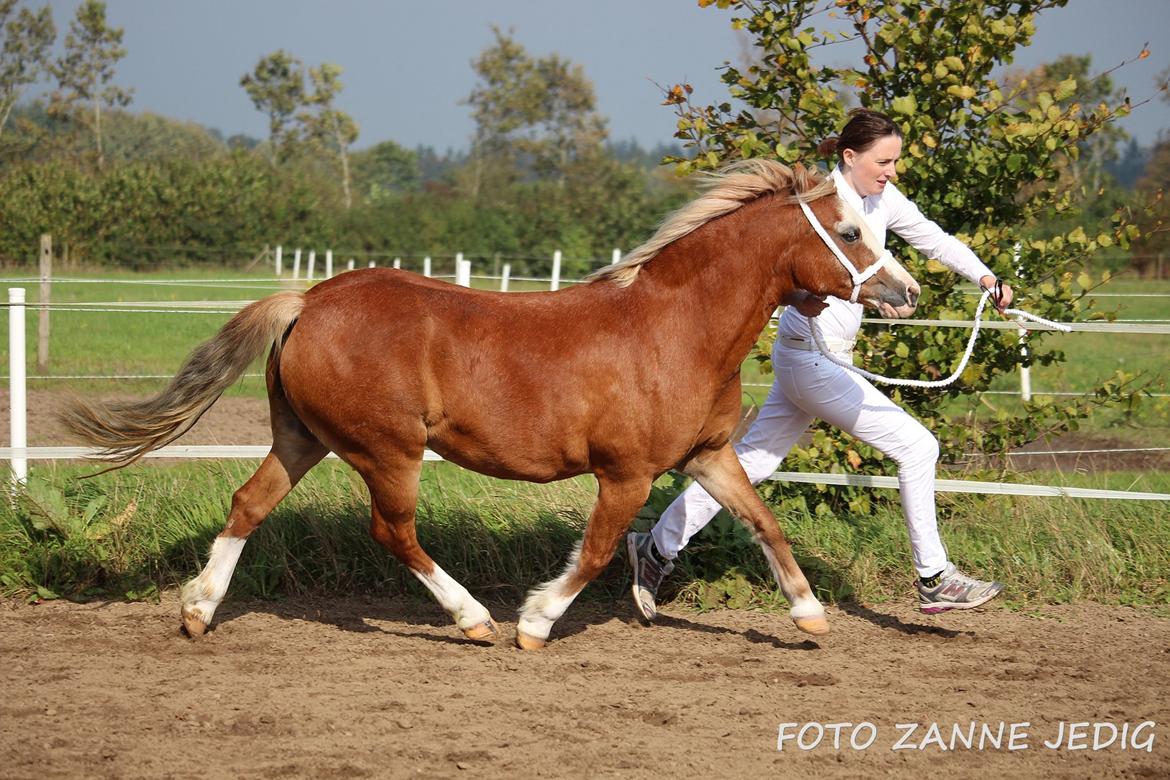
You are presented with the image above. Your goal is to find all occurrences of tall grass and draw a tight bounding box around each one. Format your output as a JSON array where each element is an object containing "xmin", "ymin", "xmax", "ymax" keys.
[{"xmin": 3, "ymin": 460, "xmax": 1166, "ymax": 613}]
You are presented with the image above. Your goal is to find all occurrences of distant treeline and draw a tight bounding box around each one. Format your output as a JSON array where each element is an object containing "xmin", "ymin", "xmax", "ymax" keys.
[{"xmin": 0, "ymin": 102, "xmax": 691, "ymax": 275}]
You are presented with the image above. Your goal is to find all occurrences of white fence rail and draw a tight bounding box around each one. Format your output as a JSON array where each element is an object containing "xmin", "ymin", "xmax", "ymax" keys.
[
  {"xmin": 2, "ymin": 445, "xmax": 1167, "ymax": 502},
  {"xmin": 5, "ymin": 274, "xmax": 1168, "ymax": 501}
]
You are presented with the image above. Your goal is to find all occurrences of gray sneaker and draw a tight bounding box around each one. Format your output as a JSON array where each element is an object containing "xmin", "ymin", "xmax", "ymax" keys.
[
  {"xmin": 916, "ymin": 563, "xmax": 1004, "ymax": 614},
  {"xmin": 627, "ymin": 532, "xmax": 674, "ymax": 621}
]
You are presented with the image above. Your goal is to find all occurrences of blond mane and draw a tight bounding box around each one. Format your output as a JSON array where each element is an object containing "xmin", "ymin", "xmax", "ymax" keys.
[{"xmin": 587, "ymin": 158, "xmax": 837, "ymax": 287}]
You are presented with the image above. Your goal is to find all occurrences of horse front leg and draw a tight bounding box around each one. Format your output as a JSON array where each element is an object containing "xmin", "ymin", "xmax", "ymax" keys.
[
  {"xmin": 516, "ymin": 475, "xmax": 652, "ymax": 649},
  {"xmin": 684, "ymin": 444, "xmax": 828, "ymax": 636}
]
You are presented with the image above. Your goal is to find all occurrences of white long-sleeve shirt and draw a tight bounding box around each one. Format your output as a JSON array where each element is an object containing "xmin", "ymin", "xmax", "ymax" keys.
[{"xmin": 777, "ymin": 166, "xmax": 993, "ymax": 344}]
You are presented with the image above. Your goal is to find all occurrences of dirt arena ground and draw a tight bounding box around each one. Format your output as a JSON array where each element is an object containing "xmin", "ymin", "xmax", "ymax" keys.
[
  {"xmin": 4, "ymin": 393, "xmax": 1168, "ymax": 777},
  {"xmin": 1, "ymin": 595, "xmax": 1168, "ymax": 779}
]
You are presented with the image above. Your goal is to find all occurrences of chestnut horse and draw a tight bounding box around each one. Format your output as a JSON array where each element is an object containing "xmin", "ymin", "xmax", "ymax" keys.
[{"xmin": 65, "ymin": 160, "xmax": 919, "ymax": 648}]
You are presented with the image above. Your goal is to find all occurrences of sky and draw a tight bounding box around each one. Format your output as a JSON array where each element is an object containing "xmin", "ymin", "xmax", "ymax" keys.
[{"xmin": 35, "ymin": 0, "xmax": 1170, "ymax": 153}]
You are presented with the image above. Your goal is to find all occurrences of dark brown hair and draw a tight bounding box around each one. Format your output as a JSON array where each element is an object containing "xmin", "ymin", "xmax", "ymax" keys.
[{"xmin": 817, "ymin": 108, "xmax": 903, "ymax": 158}]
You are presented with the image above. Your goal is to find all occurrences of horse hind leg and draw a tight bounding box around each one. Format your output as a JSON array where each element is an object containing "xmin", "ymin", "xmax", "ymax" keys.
[
  {"xmin": 363, "ymin": 461, "xmax": 498, "ymax": 641},
  {"xmin": 517, "ymin": 475, "xmax": 651, "ymax": 649},
  {"xmin": 180, "ymin": 395, "xmax": 327, "ymax": 636}
]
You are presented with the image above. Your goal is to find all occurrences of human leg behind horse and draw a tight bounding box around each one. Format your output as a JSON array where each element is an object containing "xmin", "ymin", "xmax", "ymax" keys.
[
  {"xmin": 637, "ymin": 341, "xmax": 1000, "ymax": 621},
  {"xmin": 794, "ymin": 351, "xmax": 1002, "ymax": 610},
  {"xmin": 779, "ymin": 348, "xmax": 948, "ymax": 576}
]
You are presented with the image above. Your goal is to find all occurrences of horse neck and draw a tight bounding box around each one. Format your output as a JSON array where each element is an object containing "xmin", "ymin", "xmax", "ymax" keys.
[{"xmin": 631, "ymin": 196, "xmax": 812, "ymax": 374}]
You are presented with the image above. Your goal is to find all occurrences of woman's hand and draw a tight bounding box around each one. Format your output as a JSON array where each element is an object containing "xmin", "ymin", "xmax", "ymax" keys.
[
  {"xmin": 979, "ymin": 274, "xmax": 1014, "ymax": 313},
  {"xmin": 782, "ymin": 289, "xmax": 830, "ymax": 317}
]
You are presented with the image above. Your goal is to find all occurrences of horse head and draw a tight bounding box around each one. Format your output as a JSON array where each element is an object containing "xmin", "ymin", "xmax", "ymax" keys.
[{"xmin": 790, "ymin": 163, "xmax": 919, "ymax": 318}]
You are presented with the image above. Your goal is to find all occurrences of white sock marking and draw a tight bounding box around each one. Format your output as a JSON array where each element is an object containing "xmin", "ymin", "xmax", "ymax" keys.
[
  {"xmin": 181, "ymin": 536, "xmax": 246, "ymax": 626},
  {"xmin": 518, "ymin": 542, "xmax": 583, "ymax": 640},
  {"xmin": 412, "ymin": 563, "xmax": 491, "ymax": 630}
]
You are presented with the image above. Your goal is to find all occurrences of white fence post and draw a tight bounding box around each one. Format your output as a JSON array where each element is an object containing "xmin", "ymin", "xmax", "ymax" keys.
[
  {"xmin": 424, "ymin": 256, "xmax": 432, "ymax": 278},
  {"xmin": 551, "ymin": 250, "xmax": 562, "ymax": 291},
  {"xmin": 293, "ymin": 248, "xmax": 302, "ymax": 280},
  {"xmin": 501, "ymin": 263, "xmax": 510, "ymax": 292},
  {"xmin": 325, "ymin": 249, "xmax": 333, "ymax": 279},
  {"xmin": 307, "ymin": 250, "xmax": 316, "ymax": 281},
  {"xmin": 394, "ymin": 257, "xmax": 401, "ymax": 270},
  {"xmin": 8, "ymin": 288, "xmax": 27, "ymax": 486},
  {"xmin": 612, "ymin": 248, "xmax": 622, "ymax": 265},
  {"xmin": 275, "ymin": 245, "xmax": 283, "ymax": 277},
  {"xmin": 347, "ymin": 259, "xmax": 355, "ymax": 271},
  {"xmin": 368, "ymin": 259, "xmax": 376, "ymax": 268},
  {"xmin": 456, "ymin": 253, "xmax": 471, "ymax": 287},
  {"xmin": 1019, "ymin": 337, "xmax": 1032, "ymax": 402},
  {"xmin": 1013, "ymin": 242, "xmax": 1031, "ymax": 402}
]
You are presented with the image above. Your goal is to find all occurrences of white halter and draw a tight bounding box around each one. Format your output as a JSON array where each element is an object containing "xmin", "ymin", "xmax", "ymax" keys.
[
  {"xmin": 798, "ymin": 199, "xmax": 893, "ymax": 303},
  {"xmin": 796, "ymin": 193, "xmax": 1074, "ymax": 389}
]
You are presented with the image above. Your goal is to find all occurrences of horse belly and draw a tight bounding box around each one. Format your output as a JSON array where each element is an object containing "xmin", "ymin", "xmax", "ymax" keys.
[{"xmin": 425, "ymin": 407, "xmax": 592, "ymax": 483}]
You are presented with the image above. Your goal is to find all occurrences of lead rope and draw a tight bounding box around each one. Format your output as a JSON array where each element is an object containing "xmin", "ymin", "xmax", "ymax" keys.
[{"xmin": 807, "ymin": 289, "xmax": 1073, "ymax": 389}]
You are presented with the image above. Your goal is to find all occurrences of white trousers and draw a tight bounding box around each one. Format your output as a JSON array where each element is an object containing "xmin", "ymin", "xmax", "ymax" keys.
[{"xmin": 652, "ymin": 345, "xmax": 948, "ymax": 578}]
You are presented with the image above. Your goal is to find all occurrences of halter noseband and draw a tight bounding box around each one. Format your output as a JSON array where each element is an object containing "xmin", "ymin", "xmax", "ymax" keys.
[{"xmin": 798, "ymin": 199, "xmax": 892, "ymax": 304}]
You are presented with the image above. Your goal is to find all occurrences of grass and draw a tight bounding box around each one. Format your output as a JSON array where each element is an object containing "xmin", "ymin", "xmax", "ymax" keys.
[{"xmin": 2, "ymin": 459, "xmax": 1166, "ymax": 613}]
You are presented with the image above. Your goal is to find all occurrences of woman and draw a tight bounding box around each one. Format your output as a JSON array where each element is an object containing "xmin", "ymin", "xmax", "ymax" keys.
[{"xmin": 627, "ymin": 108, "xmax": 1012, "ymax": 620}]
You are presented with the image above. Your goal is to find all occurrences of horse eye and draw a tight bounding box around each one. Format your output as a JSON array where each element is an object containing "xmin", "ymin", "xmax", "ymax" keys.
[{"xmin": 841, "ymin": 228, "xmax": 860, "ymax": 243}]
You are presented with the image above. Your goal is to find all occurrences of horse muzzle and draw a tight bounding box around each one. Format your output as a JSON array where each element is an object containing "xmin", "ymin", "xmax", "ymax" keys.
[{"xmin": 865, "ymin": 275, "xmax": 919, "ymax": 319}]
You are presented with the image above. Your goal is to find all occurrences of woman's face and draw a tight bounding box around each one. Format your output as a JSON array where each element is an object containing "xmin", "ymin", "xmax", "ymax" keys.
[{"xmin": 841, "ymin": 134, "xmax": 903, "ymax": 197}]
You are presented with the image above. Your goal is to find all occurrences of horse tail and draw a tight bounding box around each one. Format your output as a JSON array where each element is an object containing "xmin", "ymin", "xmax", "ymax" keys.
[{"xmin": 62, "ymin": 291, "xmax": 306, "ymax": 469}]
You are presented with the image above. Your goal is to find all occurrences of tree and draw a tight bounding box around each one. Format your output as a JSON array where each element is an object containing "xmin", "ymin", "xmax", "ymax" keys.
[
  {"xmin": 299, "ymin": 63, "xmax": 359, "ymax": 209},
  {"xmin": 351, "ymin": 139, "xmax": 420, "ymax": 200},
  {"xmin": 465, "ymin": 27, "xmax": 607, "ymax": 197},
  {"xmin": 1130, "ymin": 66, "xmax": 1170, "ymax": 275},
  {"xmin": 48, "ymin": 0, "xmax": 130, "ymax": 170},
  {"xmin": 1005, "ymin": 54, "xmax": 1128, "ymax": 192},
  {"xmin": 666, "ymin": 0, "xmax": 1147, "ymax": 510},
  {"xmin": 0, "ymin": 0, "xmax": 54, "ymax": 140},
  {"xmin": 1108, "ymin": 138, "xmax": 1150, "ymax": 190},
  {"xmin": 240, "ymin": 50, "xmax": 305, "ymax": 166}
]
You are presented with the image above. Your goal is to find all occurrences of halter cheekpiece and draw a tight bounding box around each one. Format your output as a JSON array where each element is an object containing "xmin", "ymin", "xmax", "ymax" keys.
[{"xmin": 797, "ymin": 199, "xmax": 893, "ymax": 303}]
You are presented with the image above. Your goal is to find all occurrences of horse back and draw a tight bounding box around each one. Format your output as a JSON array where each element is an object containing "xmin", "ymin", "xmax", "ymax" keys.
[{"xmin": 277, "ymin": 269, "xmax": 739, "ymax": 481}]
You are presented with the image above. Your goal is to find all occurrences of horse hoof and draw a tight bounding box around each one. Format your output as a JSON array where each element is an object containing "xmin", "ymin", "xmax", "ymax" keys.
[
  {"xmin": 462, "ymin": 619, "xmax": 499, "ymax": 642},
  {"xmin": 180, "ymin": 608, "xmax": 207, "ymax": 638},
  {"xmin": 793, "ymin": 615, "xmax": 830, "ymax": 636},
  {"xmin": 515, "ymin": 631, "xmax": 547, "ymax": 651}
]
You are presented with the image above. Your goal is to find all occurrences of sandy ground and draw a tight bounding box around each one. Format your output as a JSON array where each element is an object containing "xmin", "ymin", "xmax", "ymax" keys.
[
  {"xmin": 1, "ymin": 595, "xmax": 1168, "ymax": 779},
  {"xmin": 3, "ymin": 393, "xmax": 1168, "ymax": 778}
]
